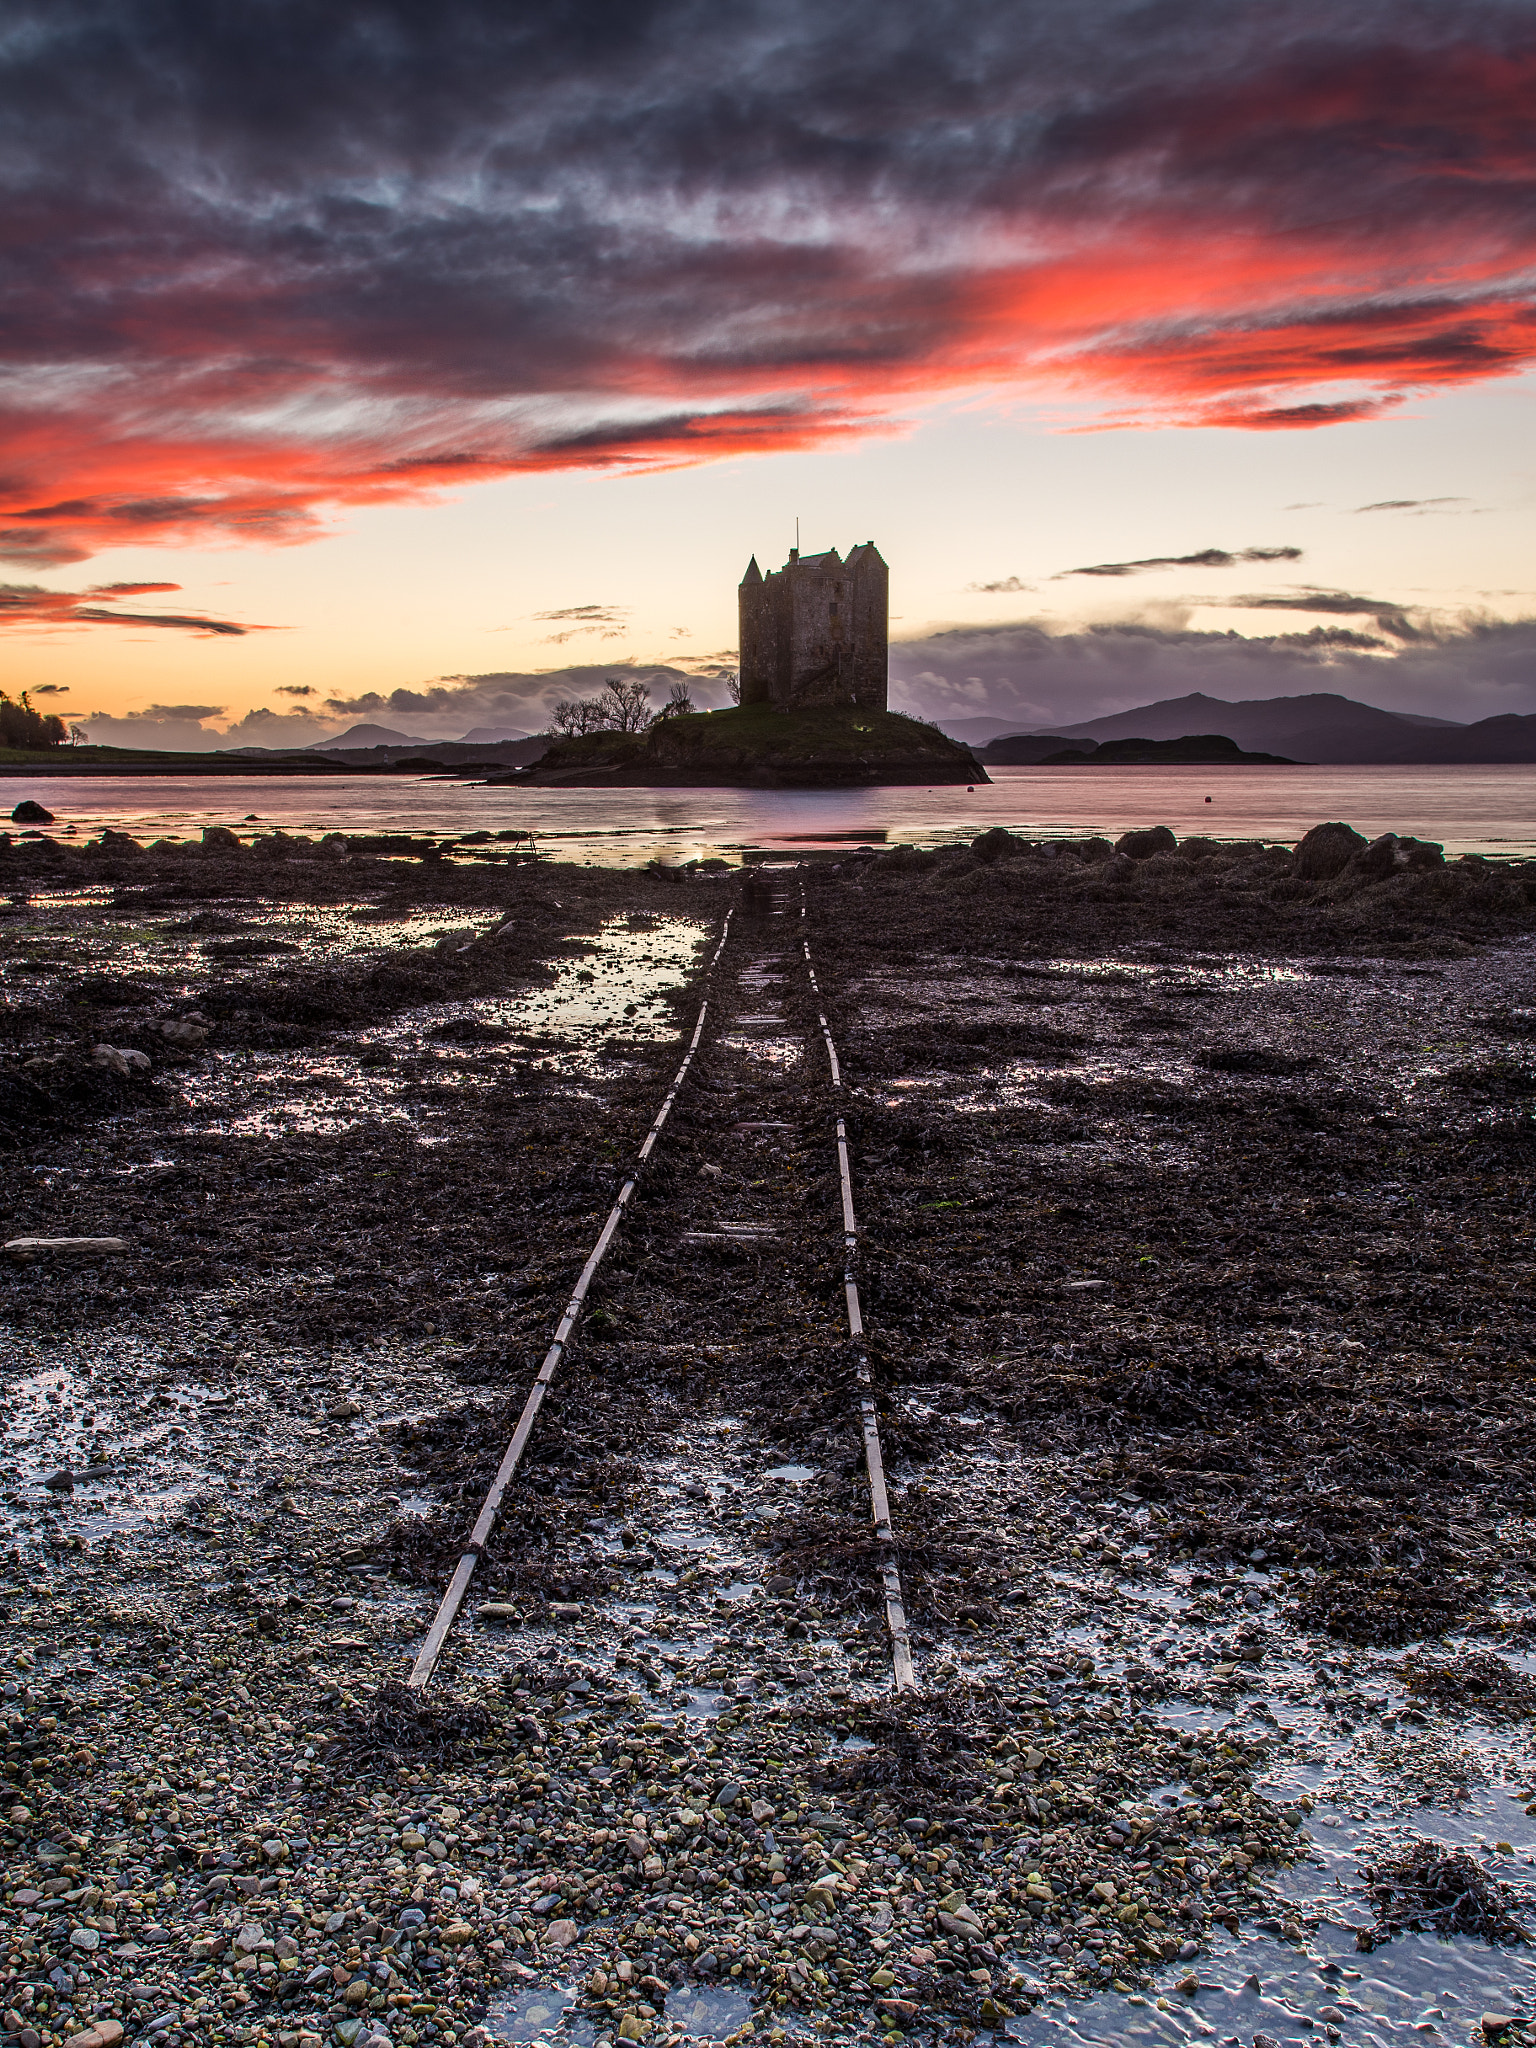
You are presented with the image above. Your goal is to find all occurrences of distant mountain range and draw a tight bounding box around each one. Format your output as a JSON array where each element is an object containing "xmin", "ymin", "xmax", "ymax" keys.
[
  {"xmin": 301, "ymin": 721, "xmax": 532, "ymax": 750},
  {"xmin": 952, "ymin": 691, "xmax": 1536, "ymax": 764}
]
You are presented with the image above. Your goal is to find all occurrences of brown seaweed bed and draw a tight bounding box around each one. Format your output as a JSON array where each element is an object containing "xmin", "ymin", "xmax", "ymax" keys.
[{"xmin": 0, "ymin": 821, "xmax": 1534, "ymax": 2048}]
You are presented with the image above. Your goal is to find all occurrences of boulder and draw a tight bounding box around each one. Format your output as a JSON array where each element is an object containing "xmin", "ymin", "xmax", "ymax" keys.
[
  {"xmin": 1292, "ymin": 821, "xmax": 1366, "ymax": 879},
  {"xmin": 969, "ymin": 827, "xmax": 1029, "ymax": 863},
  {"xmin": 11, "ymin": 799, "xmax": 54, "ymax": 824},
  {"xmin": 1114, "ymin": 826, "xmax": 1177, "ymax": 861},
  {"xmin": 201, "ymin": 825, "xmax": 242, "ymax": 851}
]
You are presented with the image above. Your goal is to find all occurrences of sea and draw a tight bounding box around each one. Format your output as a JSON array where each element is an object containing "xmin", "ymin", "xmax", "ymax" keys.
[{"xmin": 2, "ymin": 763, "xmax": 1533, "ymax": 864}]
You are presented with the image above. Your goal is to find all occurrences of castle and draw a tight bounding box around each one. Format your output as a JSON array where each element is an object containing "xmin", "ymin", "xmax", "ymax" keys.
[{"xmin": 738, "ymin": 543, "xmax": 888, "ymax": 711}]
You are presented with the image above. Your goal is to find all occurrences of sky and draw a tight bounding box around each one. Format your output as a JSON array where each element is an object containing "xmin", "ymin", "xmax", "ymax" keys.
[{"xmin": 3, "ymin": 0, "xmax": 1535, "ymax": 748}]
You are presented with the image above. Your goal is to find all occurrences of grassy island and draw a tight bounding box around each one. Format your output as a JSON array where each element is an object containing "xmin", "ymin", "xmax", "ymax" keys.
[{"xmin": 520, "ymin": 701, "xmax": 987, "ymax": 787}]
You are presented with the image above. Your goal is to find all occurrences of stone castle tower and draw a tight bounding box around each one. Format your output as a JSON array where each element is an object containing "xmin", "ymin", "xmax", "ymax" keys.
[{"xmin": 738, "ymin": 543, "xmax": 888, "ymax": 710}]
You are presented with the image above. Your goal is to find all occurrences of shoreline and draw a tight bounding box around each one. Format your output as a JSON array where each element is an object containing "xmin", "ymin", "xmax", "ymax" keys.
[{"xmin": 0, "ymin": 825, "xmax": 1533, "ymax": 2046}]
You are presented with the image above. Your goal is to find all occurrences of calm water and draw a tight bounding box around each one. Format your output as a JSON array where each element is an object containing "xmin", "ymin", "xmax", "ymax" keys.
[{"xmin": 2, "ymin": 764, "xmax": 1532, "ymax": 863}]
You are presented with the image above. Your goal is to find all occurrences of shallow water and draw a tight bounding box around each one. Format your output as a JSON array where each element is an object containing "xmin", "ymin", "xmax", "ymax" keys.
[{"xmin": 3, "ymin": 763, "xmax": 1534, "ymax": 861}]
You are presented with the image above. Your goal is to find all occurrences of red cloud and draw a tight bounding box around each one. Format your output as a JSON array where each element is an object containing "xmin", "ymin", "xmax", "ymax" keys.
[
  {"xmin": 0, "ymin": 581, "xmax": 257, "ymax": 634},
  {"xmin": 3, "ymin": 10, "xmax": 1535, "ymax": 569}
]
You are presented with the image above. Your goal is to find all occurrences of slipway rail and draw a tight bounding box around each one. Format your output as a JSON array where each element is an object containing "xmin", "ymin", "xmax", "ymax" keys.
[
  {"xmin": 409, "ymin": 875, "xmax": 916, "ymax": 1696},
  {"xmin": 801, "ymin": 895, "xmax": 918, "ymax": 1692},
  {"xmin": 407, "ymin": 912, "xmax": 734, "ymax": 1690}
]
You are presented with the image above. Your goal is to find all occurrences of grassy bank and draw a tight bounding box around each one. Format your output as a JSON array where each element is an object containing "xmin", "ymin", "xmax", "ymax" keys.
[{"xmin": 528, "ymin": 702, "xmax": 986, "ymax": 786}]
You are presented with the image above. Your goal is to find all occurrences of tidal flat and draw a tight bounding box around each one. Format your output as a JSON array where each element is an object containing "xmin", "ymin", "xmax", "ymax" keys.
[{"xmin": 0, "ymin": 823, "xmax": 1533, "ymax": 2048}]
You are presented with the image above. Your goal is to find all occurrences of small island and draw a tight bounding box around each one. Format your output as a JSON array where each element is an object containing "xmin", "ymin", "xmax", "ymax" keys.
[
  {"xmin": 983, "ymin": 730, "xmax": 1297, "ymax": 766},
  {"xmin": 519, "ymin": 700, "xmax": 986, "ymax": 787}
]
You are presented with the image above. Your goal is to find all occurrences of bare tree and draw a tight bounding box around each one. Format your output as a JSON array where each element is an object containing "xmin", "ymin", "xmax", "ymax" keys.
[
  {"xmin": 68, "ymin": 722, "xmax": 89, "ymax": 747},
  {"xmin": 654, "ymin": 680, "xmax": 696, "ymax": 720},
  {"xmin": 549, "ymin": 697, "xmax": 608, "ymax": 737},
  {"xmin": 725, "ymin": 671, "xmax": 742, "ymax": 705},
  {"xmin": 600, "ymin": 676, "xmax": 654, "ymax": 732}
]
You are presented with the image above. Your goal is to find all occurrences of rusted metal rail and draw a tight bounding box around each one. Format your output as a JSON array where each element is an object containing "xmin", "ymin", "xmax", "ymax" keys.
[
  {"xmin": 408, "ymin": 911, "xmax": 735, "ymax": 1690},
  {"xmin": 801, "ymin": 893, "xmax": 918, "ymax": 1692}
]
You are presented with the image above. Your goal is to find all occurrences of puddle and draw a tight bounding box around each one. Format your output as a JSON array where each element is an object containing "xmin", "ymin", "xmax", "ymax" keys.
[
  {"xmin": 486, "ymin": 1980, "xmax": 592, "ymax": 2044},
  {"xmin": 1009, "ymin": 1924, "xmax": 1536, "ymax": 2046},
  {"xmin": 718, "ymin": 1034, "xmax": 803, "ymax": 1068},
  {"xmin": 667, "ymin": 1982, "xmax": 754, "ymax": 2039}
]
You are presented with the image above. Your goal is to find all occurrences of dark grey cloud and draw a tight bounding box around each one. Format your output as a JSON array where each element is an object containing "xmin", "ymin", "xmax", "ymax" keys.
[
  {"xmin": 4, "ymin": 0, "xmax": 1536, "ymax": 565},
  {"xmin": 1225, "ymin": 588, "xmax": 1425, "ymax": 639},
  {"xmin": 1058, "ymin": 546, "xmax": 1303, "ymax": 578},
  {"xmin": 890, "ymin": 612, "xmax": 1536, "ymax": 731}
]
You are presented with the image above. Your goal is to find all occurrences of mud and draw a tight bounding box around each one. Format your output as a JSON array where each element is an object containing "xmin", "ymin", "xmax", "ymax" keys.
[{"xmin": 0, "ymin": 823, "xmax": 1533, "ymax": 2048}]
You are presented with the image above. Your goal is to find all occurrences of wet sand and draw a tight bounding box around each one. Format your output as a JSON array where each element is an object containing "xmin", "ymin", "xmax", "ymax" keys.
[{"xmin": 0, "ymin": 825, "xmax": 1534, "ymax": 2048}]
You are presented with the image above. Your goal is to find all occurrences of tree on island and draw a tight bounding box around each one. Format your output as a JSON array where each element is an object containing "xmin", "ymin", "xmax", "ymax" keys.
[
  {"xmin": 0, "ymin": 691, "xmax": 67, "ymax": 750},
  {"xmin": 548, "ymin": 675, "xmax": 658, "ymax": 736}
]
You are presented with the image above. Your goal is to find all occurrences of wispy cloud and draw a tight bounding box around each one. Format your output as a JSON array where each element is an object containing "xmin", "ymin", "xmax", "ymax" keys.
[
  {"xmin": 1058, "ymin": 546, "xmax": 1302, "ymax": 578},
  {"xmin": 1355, "ymin": 497, "xmax": 1472, "ymax": 512},
  {"xmin": 0, "ymin": 581, "xmax": 257, "ymax": 634},
  {"xmin": 275, "ymin": 683, "xmax": 314, "ymax": 697},
  {"xmin": 2, "ymin": 3, "xmax": 1535, "ymax": 564},
  {"xmin": 968, "ymin": 576, "xmax": 1033, "ymax": 594},
  {"xmin": 1223, "ymin": 587, "xmax": 1426, "ymax": 639}
]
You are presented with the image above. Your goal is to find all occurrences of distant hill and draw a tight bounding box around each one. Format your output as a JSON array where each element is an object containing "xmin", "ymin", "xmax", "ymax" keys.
[
  {"xmin": 934, "ymin": 714, "xmax": 1061, "ymax": 747},
  {"xmin": 985, "ymin": 732, "xmax": 1295, "ymax": 766},
  {"xmin": 457, "ymin": 725, "xmax": 530, "ymax": 744},
  {"xmin": 306, "ymin": 722, "xmax": 425, "ymax": 749},
  {"xmin": 981, "ymin": 691, "xmax": 1536, "ymax": 763}
]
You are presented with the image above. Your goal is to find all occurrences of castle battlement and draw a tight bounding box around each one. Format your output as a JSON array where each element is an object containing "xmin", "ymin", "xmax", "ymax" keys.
[{"xmin": 738, "ymin": 543, "xmax": 888, "ymax": 711}]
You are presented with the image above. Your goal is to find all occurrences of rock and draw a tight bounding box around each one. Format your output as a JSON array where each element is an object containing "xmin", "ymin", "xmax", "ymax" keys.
[
  {"xmin": 616, "ymin": 2018, "xmax": 649, "ymax": 2042},
  {"xmin": 1115, "ymin": 825, "xmax": 1177, "ymax": 861},
  {"xmin": 438, "ymin": 1920, "xmax": 476, "ymax": 1947},
  {"xmin": 970, "ymin": 827, "xmax": 1029, "ymax": 864},
  {"xmin": 1178, "ymin": 1939, "xmax": 1200, "ymax": 1960},
  {"xmin": 938, "ymin": 1909, "xmax": 983, "ymax": 1940},
  {"xmin": 478, "ymin": 1603, "xmax": 520, "ymax": 1623},
  {"xmin": 64, "ymin": 2026, "xmax": 124, "ymax": 2048},
  {"xmin": 158, "ymin": 1019, "xmax": 209, "ymax": 1048},
  {"xmin": 396, "ymin": 1907, "xmax": 427, "ymax": 1928},
  {"xmin": 201, "ymin": 826, "xmax": 242, "ymax": 851},
  {"xmin": 68, "ymin": 1925, "xmax": 100, "ymax": 1950},
  {"xmin": 878, "ymin": 1999, "xmax": 919, "ymax": 2021},
  {"xmin": 549, "ymin": 1602, "xmax": 584, "ymax": 1621},
  {"xmin": 1292, "ymin": 821, "xmax": 1366, "ymax": 879},
  {"xmin": 715, "ymin": 1781, "xmax": 743, "ymax": 1807},
  {"xmin": 1482, "ymin": 2019, "xmax": 1518, "ymax": 2041},
  {"xmin": 326, "ymin": 1399, "xmax": 363, "ymax": 1421},
  {"xmin": 12, "ymin": 800, "xmax": 54, "ymax": 824},
  {"xmin": 89, "ymin": 1044, "xmax": 132, "ymax": 1077},
  {"xmin": 545, "ymin": 1917, "xmax": 580, "ymax": 1947},
  {"xmin": 9, "ymin": 1233, "xmax": 131, "ymax": 1259}
]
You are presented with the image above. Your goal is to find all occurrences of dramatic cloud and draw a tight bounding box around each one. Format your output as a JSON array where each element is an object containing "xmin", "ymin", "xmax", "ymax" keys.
[
  {"xmin": 319, "ymin": 664, "xmax": 732, "ymax": 739},
  {"xmin": 1058, "ymin": 546, "xmax": 1303, "ymax": 578},
  {"xmin": 5, "ymin": 1, "xmax": 1536, "ymax": 568},
  {"xmin": 890, "ymin": 612, "xmax": 1536, "ymax": 730},
  {"xmin": 0, "ymin": 582, "xmax": 257, "ymax": 633}
]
